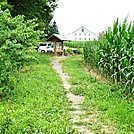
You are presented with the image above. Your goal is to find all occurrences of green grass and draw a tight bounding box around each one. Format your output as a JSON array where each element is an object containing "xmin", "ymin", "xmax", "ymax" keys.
[
  {"xmin": 1, "ymin": 52, "xmax": 133, "ymax": 134},
  {"xmin": 0, "ymin": 53, "xmax": 75, "ymax": 134},
  {"xmin": 61, "ymin": 55, "xmax": 134, "ymax": 134}
]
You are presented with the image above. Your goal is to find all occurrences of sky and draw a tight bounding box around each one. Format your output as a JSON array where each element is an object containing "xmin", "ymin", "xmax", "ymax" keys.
[{"xmin": 53, "ymin": 0, "xmax": 134, "ymax": 36}]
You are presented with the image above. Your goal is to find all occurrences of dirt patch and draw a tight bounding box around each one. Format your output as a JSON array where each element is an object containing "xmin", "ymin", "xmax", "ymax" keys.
[{"xmin": 51, "ymin": 58, "xmax": 71, "ymax": 91}]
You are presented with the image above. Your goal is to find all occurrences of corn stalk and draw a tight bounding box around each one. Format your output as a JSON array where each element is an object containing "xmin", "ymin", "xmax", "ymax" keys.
[{"xmin": 84, "ymin": 18, "xmax": 134, "ymax": 94}]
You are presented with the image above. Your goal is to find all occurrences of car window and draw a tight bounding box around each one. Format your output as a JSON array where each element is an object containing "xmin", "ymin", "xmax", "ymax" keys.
[{"xmin": 40, "ymin": 43, "xmax": 47, "ymax": 46}]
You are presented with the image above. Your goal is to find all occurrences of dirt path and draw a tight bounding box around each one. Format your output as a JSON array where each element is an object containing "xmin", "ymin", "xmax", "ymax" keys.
[{"xmin": 51, "ymin": 57, "xmax": 94, "ymax": 134}]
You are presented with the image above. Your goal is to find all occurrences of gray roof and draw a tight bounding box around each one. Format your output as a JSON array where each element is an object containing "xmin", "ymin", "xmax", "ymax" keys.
[{"xmin": 47, "ymin": 34, "xmax": 70, "ymax": 41}]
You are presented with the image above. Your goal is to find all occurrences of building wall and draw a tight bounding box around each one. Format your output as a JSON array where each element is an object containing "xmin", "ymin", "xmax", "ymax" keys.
[{"xmin": 69, "ymin": 26, "xmax": 98, "ymax": 41}]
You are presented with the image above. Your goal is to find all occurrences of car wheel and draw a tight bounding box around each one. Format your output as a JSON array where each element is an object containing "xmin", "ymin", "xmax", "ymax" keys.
[{"xmin": 41, "ymin": 50, "xmax": 45, "ymax": 53}]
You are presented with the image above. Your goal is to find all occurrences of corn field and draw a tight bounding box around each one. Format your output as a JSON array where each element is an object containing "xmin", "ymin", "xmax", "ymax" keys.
[
  {"xmin": 84, "ymin": 18, "xmax": 134, "ymax": 93},
  {"xmin": 64, "ymin": 41, "xmax": 88, "ymax": 48}
]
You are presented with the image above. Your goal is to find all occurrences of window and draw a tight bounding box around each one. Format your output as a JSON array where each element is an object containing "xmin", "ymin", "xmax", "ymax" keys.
[
  {"xmin": 40, "ymin": 43, "xmax": 47, "ymax": 46},
  {"xmin": 79, "ymin": 38, "xmax": 81, "ymax": 40},
  {"xmin": 89, "ymin": 33, "xmax": 90, "ymax": 36},
  {"xmin": 85, "ymin": 33, "xmax": 86, "ymax": 36},
  {"xmin": 82, "ymin": 28, "xmax": 84, "ymax": 32},
  {"xmin": 75, "ymin": 33, "xmax": 77, "ymax": 36},
  {"xmin": 75, "ymin": 38, "xmax": 77, "ymax": 40},
  {"xmin": 85, "ymin": 38, "xmax": 86, "ymax": 40},
  {"xmin": 79, "ymin": 33, "xmax": 81, "ymax": 36}
]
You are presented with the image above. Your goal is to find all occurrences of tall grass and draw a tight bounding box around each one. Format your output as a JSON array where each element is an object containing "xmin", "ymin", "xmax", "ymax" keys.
[{"xmin": 84, "ymin": 18, "xmax": 134, "ymax": 94}]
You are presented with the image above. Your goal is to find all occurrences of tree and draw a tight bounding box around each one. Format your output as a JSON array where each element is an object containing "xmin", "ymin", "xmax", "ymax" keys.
[
  {"xmin": 0, "ymin": 0, "xmax": 12, "ymax": 10},
  {"xmin": 6, "ymin": 0, "xmax": 58, "ymax": 33},
  {"xmin": 48, "ymin": 21, "xmax": 59, "ymax": 37},
  {"xmin": 0, "ymin": 8, "xmax": 42, "ymax": 97},
  {"xmin": 52, "ymin": 21, "xmax": 59, "ymax": 34}
]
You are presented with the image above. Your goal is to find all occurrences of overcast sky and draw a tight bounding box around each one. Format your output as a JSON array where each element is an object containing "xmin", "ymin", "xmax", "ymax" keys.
[{"xmin": 53, "ymin": 0, "xmax": 134, "ymax": 35}]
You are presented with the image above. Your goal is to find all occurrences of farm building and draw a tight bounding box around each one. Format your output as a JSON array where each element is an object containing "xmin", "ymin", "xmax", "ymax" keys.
[
  {"xmin": 68, "ymin": 26, "xmax": 98, "ymax": 41},
  {"xmin": 47, "ymin": 34, "xmax": 70, "ymax": 56}
]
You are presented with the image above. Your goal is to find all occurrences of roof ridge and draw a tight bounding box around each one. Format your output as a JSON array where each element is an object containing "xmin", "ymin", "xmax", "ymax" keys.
[
  {"xmin": 47, "ymin": 34, "xmax": 70, "ymax": 41},
  {"xmin": 70, "ymin": 26, "xmax": 98, "ymax": 37}
]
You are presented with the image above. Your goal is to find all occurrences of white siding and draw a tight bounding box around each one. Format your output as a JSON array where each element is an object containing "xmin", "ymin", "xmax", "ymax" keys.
[{"xmin": 69, "ymin": 26, "xmax": 98, "ymax": 41}]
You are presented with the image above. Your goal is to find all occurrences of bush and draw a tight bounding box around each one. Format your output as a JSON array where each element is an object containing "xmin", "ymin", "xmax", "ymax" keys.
[
  {"xmin": 0, "ymin": 8, "xmax": 42, "ymax": 97},
  {"xmin": 66, "ymin": 48, "xmax": 73, "ymax": 53},
  {"xmin": 75, "ymin": 48, "xmax": 83, "ymax": 54}
]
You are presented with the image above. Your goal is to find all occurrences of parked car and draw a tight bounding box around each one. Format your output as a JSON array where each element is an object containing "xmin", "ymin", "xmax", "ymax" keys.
[{"xmin": 38, "ymin": 42, "xmax": 54, "ymax": 53}]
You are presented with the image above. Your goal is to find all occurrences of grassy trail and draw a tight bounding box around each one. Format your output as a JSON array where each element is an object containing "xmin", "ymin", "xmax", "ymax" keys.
[
  {"xmin": 61, "ymin": 55, "xmax": 134, "ymax": 134},
  {"xmin": 51, "ymin": 57, "xmax": 94, "ymax": 134},
  {"xmin": 0, "ymin": 53, "xmax": 134, "ymax": 134}
]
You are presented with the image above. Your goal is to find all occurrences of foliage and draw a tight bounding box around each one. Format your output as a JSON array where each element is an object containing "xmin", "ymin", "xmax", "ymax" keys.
[
  {"xmin": 66, "ymin": 48, "xmax": 73, "ymax": 53},
  {"xmin": 0, "ymin": 8, "xmax": 42, "ymax": 97},
  {"xmin": 61, "ymin": 55, "xmax": 134, "ymax": 133},
  {"xmin": 84, "ymin": 18, "xmax": 134, "ymax": 94},
  {"xmin": 75, "ymin": 48, "xmax": 83, "ymax": 54},
  {"xmin": 7, "ymin": 0, "xmax": 58, "ymax": 34},
  {"xmin": 84, "ymin": 40, "xmax": 99, "ymax": 68},
  {"xmin": 65, "ymin": 48, "xmax": 83, "ymax": 55},
  {"xmin": 0, "ymin": 53, "xmax": 75, "ymax": 133},
  {"xmin": 64, "ymin": 41, "xmax": 88, "ymax": 48},
  {"xmin": 0, "ymin": 1, "xmax": 12, "ymax": 10},
  {"xmin": 48, "ymin": 21, "xmax": 59, "ymax": 37}
]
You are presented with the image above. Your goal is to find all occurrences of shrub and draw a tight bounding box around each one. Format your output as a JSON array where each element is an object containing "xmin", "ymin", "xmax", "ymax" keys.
[
  {"xmin": 0, "ymin": 8, "xmax": 42, "ymax": 97},
  {"xmin": 66, "ymin": 48, "xmax": 73, "ymax": 53},
  {"xmin": 75, "ymin": 48, "xmax": 83, "ymax": 54}
]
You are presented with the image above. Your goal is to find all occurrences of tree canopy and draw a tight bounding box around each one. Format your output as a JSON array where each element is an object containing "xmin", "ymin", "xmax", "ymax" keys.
[
  {"xmin": 6, "ymin": 0, "xmax": 58, "ymax": 36},
  {"xmin": 48, "ymin": 21, "xmax": 59, "ymax": 37}
]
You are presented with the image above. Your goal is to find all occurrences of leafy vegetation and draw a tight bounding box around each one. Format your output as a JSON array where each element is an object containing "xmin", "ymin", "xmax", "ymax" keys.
[
  {"xmin": 6, "ymin": 0, "xmax": 58, "ymax": 35},
  {"xmin": 64, "ymin": 41, "xmax": 84, "ymax": 55},
  {"xmin": 0, "ymin": 53, "xmax": 75, "ymax": 133},
  {"xmin": 64, "ymin": 41, "xmax": 88, "ymax": 48},
  {"xmin": 61, "ymin": 55, "xmax": 134, "ymax": 133},
  {"xmin": 49, "ymin": 21, "xmax": 59, "ymax": 35},
  {"xmin": 0, "ymin": 8, "xmax": 42, "ymax": 97},
  {"xmin": 1, "ymin": 1, "xmax": 134, "ymax": 132},
  {"xmin": 84, "ymin": 18, "xmax": 134, "ymax": 94},
  {"xmin": 0, "ymin": 0, "xmax": 12, "ymax": 11}
]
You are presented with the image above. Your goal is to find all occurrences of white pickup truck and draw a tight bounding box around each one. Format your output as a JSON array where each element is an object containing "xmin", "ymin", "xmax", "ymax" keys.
[{"xmin": 38, "ymin": 42, "xmax": 54, "ymax": 53}]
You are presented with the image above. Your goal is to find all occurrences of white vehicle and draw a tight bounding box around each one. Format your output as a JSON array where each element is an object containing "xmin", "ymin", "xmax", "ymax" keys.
[{"xmin": 38, "ymin": 42, "xmax": 54, "ymax": 53}]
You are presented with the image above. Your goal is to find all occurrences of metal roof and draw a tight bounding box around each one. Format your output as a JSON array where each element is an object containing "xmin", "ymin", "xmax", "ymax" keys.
[{"xmin": 47, "ymin": 34, "xmax": 70, "ymax": 41}]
